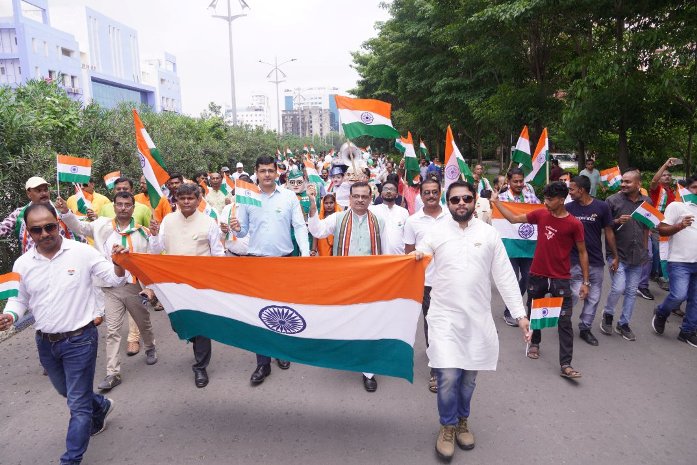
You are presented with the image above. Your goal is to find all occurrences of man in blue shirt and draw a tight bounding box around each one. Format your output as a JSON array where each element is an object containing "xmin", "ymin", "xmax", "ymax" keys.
[{"xmin": 231, "ymin": 155, "xmax": 309, "ymax": 384}]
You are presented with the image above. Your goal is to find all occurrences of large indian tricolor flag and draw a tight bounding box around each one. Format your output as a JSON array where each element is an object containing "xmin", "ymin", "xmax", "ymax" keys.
[
  {"xmin": 530, "ymin": 297, "xmax": 563, "ymax": 330},
  {"xmin": 57, "ymin": 155, "xmax": 92, "ymax": 184},
  {"xmin": 491, "ymin": 202, "xmax": 545, "ymax": 258},
  {"xmin": 0, "ymin": 272, "xmax": 20, "ymax": 300},
  {"xmin": 600, "ymin": 166, "xmax": 622, "ymax": 190},
  {"xmin": 525, "ymin": 128, "xmax": 548, "ymax": 186},
  {"xmin": 133, "ymin": 109, "xmax": 169, "ymax": 209},
  {"xmin": 631, "ymin": 201, "xmax": 664, "ymax": 229},
  {"xmin": 113, "ymin": 254, "xmax": 429, "ymax": 381},
  {"xmin": 334, "ymin": 95, "xmax": 400, "ymax": 140},
  {"xmin": 444, "ymin": 125, "xmax": 474, "ymax": 191}
]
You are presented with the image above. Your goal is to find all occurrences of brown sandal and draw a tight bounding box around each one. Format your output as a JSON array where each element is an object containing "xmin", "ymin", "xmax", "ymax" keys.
[
  {"xmin": 526, "ymin": 344, "xmax": 539, "ymax": 359},
  {"xmin": 560, "ymin": 365, "xmax": 582, "ymax": 378}
]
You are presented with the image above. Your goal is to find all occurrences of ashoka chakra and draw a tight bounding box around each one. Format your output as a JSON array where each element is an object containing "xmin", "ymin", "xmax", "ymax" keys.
[
  {"xmin": 360, "ymin": 111, "xmax": 374, "ymax": 124},
  {"xmin": 258, "ymin": 305, "xmax": 307, "ymax": 334}
]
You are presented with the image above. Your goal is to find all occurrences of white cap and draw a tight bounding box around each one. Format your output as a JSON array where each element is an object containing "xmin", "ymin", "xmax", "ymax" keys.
[
  {"xmin": 25, "ymin": 176, "xmax": 49, "ymax": 190},
  {"xmin": 236, "ymin": 162, "xmax": 244, "ymax": 168}
]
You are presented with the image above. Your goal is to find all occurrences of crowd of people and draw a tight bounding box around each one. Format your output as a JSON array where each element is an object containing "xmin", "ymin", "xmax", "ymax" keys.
[{"xmin": 0, "ymin": 149, "xmax": 695, "ymax": 464}]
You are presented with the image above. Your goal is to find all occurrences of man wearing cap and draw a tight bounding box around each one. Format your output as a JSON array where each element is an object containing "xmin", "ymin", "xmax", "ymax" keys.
[
  {"xmin": 0, "ymin": 176, "xmax": 80, "ymax": 253},
  {"xmin": 66, "ymin": 178, "xmax": 111, "ymax": 217},
  {"xmin": 232, "ymin": 162, "xmax": 249, "ymax": 180}
]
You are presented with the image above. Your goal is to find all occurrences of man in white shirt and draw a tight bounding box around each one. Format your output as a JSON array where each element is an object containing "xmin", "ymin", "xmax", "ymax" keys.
[
  {"xmin": 404, "ymin": 178, "xmax": 450, "ymax": 393},
  {"xmin": 56, "ymin": 192, "xmax": 158, "ymax": 392},
  {"xmin": 231, "ymin": 162, "xmax": 249, "ymax": 180},
  {"xmin": 413, "ymin": 180, "xmax": 530, "ymax": 462},
  {"xmin": 369, "ymin": 180, "xmax": 409, "ymax": 254},
  {"xmin": 308, "ymin": 181, "xmax": 387, "ymax": 392},
  {"xmin": 149, "ymin": 183, "xmax": 225, "ymax": 388},
  {"xmin": 205, "ymin": 172, "xmax": 233, "ymax": 215},
  {"xmin": 1, "ymin": 203, "xmax": 127, "ymax": 465},
  {"xmin": 652, "ymin": 174, "xmax": 697, "ymax": 347}
]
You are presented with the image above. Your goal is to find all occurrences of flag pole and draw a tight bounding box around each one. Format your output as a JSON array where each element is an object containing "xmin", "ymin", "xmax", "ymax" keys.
[{"xmin": 56, "ymin": 155, "xmax": 60, "ymax": 198}]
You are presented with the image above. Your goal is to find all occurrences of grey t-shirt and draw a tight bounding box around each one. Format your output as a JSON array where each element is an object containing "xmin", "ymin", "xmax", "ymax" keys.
[
  {"xmin": 579, "ymin": 168, "xmax": 602, "ymax": 196},
  {"xmin": 605, "ymin": 192, "xmax": 651, "ymax": 266}
]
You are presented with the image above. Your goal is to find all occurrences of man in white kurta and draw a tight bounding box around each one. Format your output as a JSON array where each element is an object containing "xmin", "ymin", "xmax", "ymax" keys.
[
  {"xmin": 369, "ymin": 179, "xmax": 409, "ymax": 254},
  {"xmin": 414, "ymin": 180, "xmax": 530, "ymax": 461}
]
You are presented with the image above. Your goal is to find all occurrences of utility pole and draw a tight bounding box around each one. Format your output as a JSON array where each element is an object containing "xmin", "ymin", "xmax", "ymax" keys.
[{"xmin": 259, "ymin": 56, "xmax": 297, "ymax": 135}]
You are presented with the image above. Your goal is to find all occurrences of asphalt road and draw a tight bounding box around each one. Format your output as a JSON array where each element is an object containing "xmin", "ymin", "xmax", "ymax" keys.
[{"xmin": 1, "ymin": 277, "xmax": 694, "ymax": 465}]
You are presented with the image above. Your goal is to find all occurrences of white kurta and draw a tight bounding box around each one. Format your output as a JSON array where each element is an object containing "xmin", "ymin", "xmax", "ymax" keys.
[{"xmin": 418, "ymin": 217, "xmax": 526, "ymax": 371}]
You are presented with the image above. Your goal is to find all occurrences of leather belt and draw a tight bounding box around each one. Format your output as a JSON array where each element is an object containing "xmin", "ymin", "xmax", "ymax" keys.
[{"xmin": 37, "ymin": 322, "xmax": 94, "ymax": 343}]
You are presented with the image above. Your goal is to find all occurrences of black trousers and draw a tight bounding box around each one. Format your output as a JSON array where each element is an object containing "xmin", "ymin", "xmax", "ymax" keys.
[
  {"xmin": 190, "ymin": 336, "xmax": 211, "ymax": 370},
  {"xmin": 422, "ymin": 286, "xmax": 432, "ymax": 347},
  {"xmin": 526, "ymin": 275, "xmax": 574, "ymax": 367}
]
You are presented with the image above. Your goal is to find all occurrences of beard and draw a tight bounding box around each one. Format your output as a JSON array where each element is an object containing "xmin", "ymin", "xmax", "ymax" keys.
[{"xmin": 450, "ymin": 208, "xmax": 474, "ymax": 223}]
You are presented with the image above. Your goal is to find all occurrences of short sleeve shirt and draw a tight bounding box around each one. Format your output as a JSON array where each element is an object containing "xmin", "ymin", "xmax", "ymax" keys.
[
  {"xmin": 662, "ymin": 201, "xmax": 697, "ymax": 262},
  {"xmin": 526, "ymin": 209, "xmax": 584, "ymax": 279},
  {"xmin": 566, "ymin": 199, "xmax": 613, "ymax": 267}
]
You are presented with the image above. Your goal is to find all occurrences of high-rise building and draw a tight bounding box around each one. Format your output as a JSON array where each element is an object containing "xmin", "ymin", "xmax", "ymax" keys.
[
  {"xmin": 0, "ymin": 0, "xmax": 82, "ymax": 96},
  {"xmin": 224, "ymin": 94, "xmax": 270, "ymax": 130},
  {"xmin": 282, "ymin": 107, "xmax": 331, "ymax": 138},
  {"xmin": 1, "ymin": 0, "xmax": 182, "ymax": 112},
  {"xmin": 283, "ymin": 86, "xmax": 339, "ymax": 133}
]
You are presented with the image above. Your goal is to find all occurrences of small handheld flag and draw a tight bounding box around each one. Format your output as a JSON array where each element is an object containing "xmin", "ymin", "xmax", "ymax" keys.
[
  {"xmin": 57, "ymin": 155, "xmax": 92, "ymax": 184},
  {"xmin": 630, "ymin": 201, "xmax": 664, "ymax": 229},
  {"xmin": 103, "ymin": 171, "xmax": 121, "ymax": 190},
  {"xmin": 600, "ymin": 166, "xmax": 622, "ymax": 190},
  {"xmin": 530, "ymin": 297, "xmax": 563, "ymax": 330}
]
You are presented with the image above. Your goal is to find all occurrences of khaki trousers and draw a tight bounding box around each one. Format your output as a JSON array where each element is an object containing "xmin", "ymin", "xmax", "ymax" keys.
[{"xmin": 103, "ymin": 284, "xmax": 156, "ymax": 376}]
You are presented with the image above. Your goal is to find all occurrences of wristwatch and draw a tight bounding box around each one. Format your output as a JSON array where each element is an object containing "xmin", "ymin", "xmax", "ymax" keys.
[
  {"xmin": 582, "ymin": 281, "xmax": 591, "ymax": 287},
  {"xmin": 516, "ymin": 316, "xmax": 527, "ymax": 322}
]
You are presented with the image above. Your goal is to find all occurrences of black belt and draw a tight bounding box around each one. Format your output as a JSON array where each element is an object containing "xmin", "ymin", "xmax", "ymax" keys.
[{"xmin": 37, "ymin": 322, "xmax": 94, "ymax": 343}]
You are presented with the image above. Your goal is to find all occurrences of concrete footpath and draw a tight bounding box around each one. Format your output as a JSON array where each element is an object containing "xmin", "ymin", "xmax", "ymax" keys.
[{"xmin": 0, "ymin": 280, "xmax": 694, "ymax": 465}]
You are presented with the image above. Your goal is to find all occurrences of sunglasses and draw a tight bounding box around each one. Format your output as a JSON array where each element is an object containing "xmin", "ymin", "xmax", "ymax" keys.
[
  {"xmin": 448, "ymin": 195, "xmax": 475, "ymax": 205},
  {"xmin": 28, "ymin": 223, "xmax": 59, "ymax": 235}
]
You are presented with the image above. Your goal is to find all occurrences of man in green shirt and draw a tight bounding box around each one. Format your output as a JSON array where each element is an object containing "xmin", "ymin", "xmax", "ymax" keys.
[{"xmin": 100, "ymin": 177, "xmax": 152, "ymax": 227}]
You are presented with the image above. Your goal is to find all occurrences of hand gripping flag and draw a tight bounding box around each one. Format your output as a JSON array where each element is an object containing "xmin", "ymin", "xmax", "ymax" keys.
[{"xmin": 113, "ymin": 253, "xmax": 430, "ymax": 382}]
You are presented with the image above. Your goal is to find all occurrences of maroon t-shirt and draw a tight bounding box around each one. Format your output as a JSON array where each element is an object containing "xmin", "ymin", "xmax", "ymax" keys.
[{"xmin": 526, "ymin": 208, "xmax": 585, "ymax": 279}]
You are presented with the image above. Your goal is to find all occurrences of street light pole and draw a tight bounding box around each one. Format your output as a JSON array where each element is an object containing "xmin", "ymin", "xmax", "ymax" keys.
[
  {"xmin": 259, "ymin": 56, "xmax": 296, "ymax": 135},
  {"xmin": 211, "ymin": 0, "xmax": 248, "ymax": 125}
]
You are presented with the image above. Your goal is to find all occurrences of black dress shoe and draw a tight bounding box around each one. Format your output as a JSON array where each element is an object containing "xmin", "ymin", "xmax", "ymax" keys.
[
  {"xmin": 194, "ymin": 368, "xmax": 209, "ymax": 388},
  {"xmin": 276, "ymin": 359, "xmax": 291, "ymax": 370},
  {"xmin": 363, "ymin": 375, "xmax": 378, "ymax": 392},
  {"xmin": 250, "ymin": 364, "xmax": 271, "ymax": 385},
  {"xmin": 579, "ymin": 329, "xmax": 599, "ymax": 346}
]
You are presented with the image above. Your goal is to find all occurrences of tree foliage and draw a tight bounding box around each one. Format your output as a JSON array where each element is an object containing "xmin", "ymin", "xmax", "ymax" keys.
[
  {"xmin": 0, "ymin": 80, "xmax": 336, "ymax": 272},
  {"xmin": 351, "ymin": 0, "xmax": 697, "ymax": 174}
]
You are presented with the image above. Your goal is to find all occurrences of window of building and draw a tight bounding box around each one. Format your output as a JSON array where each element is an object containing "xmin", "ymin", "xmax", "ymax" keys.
[
  {"xmin": 43, "ymin": 40, "xmax": 47, "ymax": 56},
  {"xmin": 71, "ymin": 75, "xmax": 79, "ymax": 89},
  {"xmin": 20, "ymin": 0, "xmax": 46, "ymax": 24},
  {"xmin": 61, "ymin": 47, "xmax": 73, "ymax": 58},
  {"xmin": 31, "ymin": 37, "xmax": 37, "ymax": 53},
  {"xmin": 34, "ymin": 66, "xmax": 40, "ymax": 78},
  {"xmin": 48, "ymin": 69, "xmax": 56, "ymax": 81},
  {"xmin": 0, "ymin": 66, "xmax": 5, "ymax": 75}
]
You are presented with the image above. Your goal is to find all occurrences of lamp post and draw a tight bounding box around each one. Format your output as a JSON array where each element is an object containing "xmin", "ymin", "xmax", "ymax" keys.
[
  {"xmin": 210, "ymin": 0, "xmax": 248, "ymax": 125},
  {"xmin": 259, "ymin": 57, "xmax": 296, "ymax": 134}
]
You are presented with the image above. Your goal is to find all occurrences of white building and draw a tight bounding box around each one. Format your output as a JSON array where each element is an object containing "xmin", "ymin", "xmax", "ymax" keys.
[{"xmin": 225, "ymin": 94, "xmax": 270, "ymax": 130}]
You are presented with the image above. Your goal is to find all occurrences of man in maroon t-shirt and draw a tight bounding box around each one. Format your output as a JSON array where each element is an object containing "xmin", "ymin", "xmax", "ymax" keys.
[{"xmin": 492, "ymin": 181, "xmax": 590, "ymax": 378}]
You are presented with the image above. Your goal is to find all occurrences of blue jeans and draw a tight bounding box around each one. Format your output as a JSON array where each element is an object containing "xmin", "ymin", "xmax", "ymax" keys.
[
  {"xmin": 603, "ymin": 258, "xmax": 643, "ymax": 326},
  {"xmin": 639, "ymin": 237, "xmax": 654, "ymax": 288},
  {"xmin": 36, "ymin": 325, "xmax": 107, "ymax": 465},
  {"xmin": 434, "ymin": 368, "xmax": 478, "ymax": 426},
  {"xmin": 570, "ymin": 264, "xmax": 605, "ymax": 330},
  {"xmin": 656, "ymin": 262, "xmax": 697, "ymax": 333},
  {"xmin": 505, "ymin": 257, "xmax": 532, "ymax": 312}
]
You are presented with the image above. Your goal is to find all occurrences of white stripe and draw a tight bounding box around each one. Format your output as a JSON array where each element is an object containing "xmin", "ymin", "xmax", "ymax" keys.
[
  {"xmin": 57, "ymin": 163, "xmax": 91, "ymax": 176},
  {"xmin": 140, "ymin": 128, "xmax": 157, "ymax": 150},
  {"xmin": 0, "ymin": 281, "xmax": 19, "ymax": 293},
  {"xmin": 530, "ymin": 306, "xmax": 561, "ymax": 320},
  {"xmin": 491, "ymin": 218, "xmax": 538, "ymax": 241},
  {"xmin": 153, "ymin": 283, "xmax": 419, "ymax": 345},
  {"xmin": 514, "ymin": 137, "xmax": 530, "ymax": 155},
  {"xmin": 138, "ymin": 149, "xmax": 165, "ymax": 198},
  {"xmin": 338, "ymin": 109, "xmax": 393, "ymax": 127},
  {"xmin": 635, "ymin": 206, "xmax": 659, "ymax": 223}
]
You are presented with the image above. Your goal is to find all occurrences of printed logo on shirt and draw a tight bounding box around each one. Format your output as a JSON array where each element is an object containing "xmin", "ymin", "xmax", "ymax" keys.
[
  {"xmin": 67, "ymin": 269, "xmax": 76, "ymax": 276},
  {"xmin": 544, "ymin": 225, "xmax": 557, "ymax": 240},
  {"xmin": 575, "ymin": 213, "xmax": 598, "ymax": 222}
]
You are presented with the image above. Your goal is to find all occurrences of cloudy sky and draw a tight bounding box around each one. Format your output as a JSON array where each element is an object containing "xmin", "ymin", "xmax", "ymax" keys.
[{"xmin": 51, "ymin": 0, "xmax": 390, "ymax": 120}]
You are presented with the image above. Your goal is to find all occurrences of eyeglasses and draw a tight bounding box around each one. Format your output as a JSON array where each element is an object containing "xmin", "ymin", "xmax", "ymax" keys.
[
  {"xmin": 28, "ymin": 223, "xmax": 59, "ymax": 235},
  {"xmin": 114, "ymin": 203, "xmax": 134, "ymax": 209},
  {"xmin": 288, "ymin": 180, "xmax": 304, "ymax": 186},
  {"xmin": 448, "ymin": 195, "xmax": 475, "ymax": 205},
  {"xmin": 351, "ymin": 194, "xmax": 371, "ymax": 200},
  {"xmin": 422, "ymin": 190, "xmax": 440, "ymax": 196}
]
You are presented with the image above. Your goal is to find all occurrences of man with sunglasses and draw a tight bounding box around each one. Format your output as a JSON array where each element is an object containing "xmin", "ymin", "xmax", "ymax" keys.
[
  {"xmin": 493, "ymin": 181, "xmax": 589, "ymax": 378},
  {"xmin": 66, "ymin": 178, "xmax": 110, "ymax": 218},
  {"xmin": 0, "ymin": 176, "xmax": 80, "ymax": 254},
  {"xmin": 308, "ymin": 181, "xmax": 388, "ymax": 392},
  {"xmin": 404, "ymin": 178, "xmax": 450, "ymax": 394},
  {"xmin": 1, "ymin": 203, "xmax": 128, "ymax": 465},
  {"xmin": 412, "ymin": 180, "xmax": 530, "ymax": 461},
  {"xmin": 55, "ymin": 192, "xmax": 158, "ymax": 392}
]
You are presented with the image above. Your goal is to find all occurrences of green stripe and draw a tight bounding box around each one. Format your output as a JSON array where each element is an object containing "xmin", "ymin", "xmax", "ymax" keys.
[
  {"xmin": 502, "ymin": 238, "xmax": 537, "ymax": 258},
  {"xmin": 149, "ymin": 147, "xmax": 168, "ymax": 171},
  {"xmin": 342, "ymin": 122, "xmax": 400, "ymax": 140},
  {"xmin": 145, "ymin": 181, "xmax": 162, "ymax": 209},
  {"xmin": 0, "ymin": 289, "xmax": 19, "ymax": 300},
  {"xmin": 58, "ymin": 173, "xmax": 91, "ymax": 184},
  {"xmin": 631, "ymin": 213, "xmax": 657, "ymax": 229},
  {"xmin": 511, "ymin": 149, "xmax": 532, "ymax": 171},
  {"xmin": 528, "ymin": 164, "xmax": 547, "ymax": 186},
  {"xmin": 457, "ymin": 158, "xmax": 475, "ymax": 183},
  {"xmin": 169, "ymin": 309, "xmax": 414, "ymax": 382},
  {"xmin": 236, "ymin": 196, "xmax": 262, "ymax": 207},
  {"xmin": 530, "ymin": 317, "xmax": 559, "ymax": 330}
]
